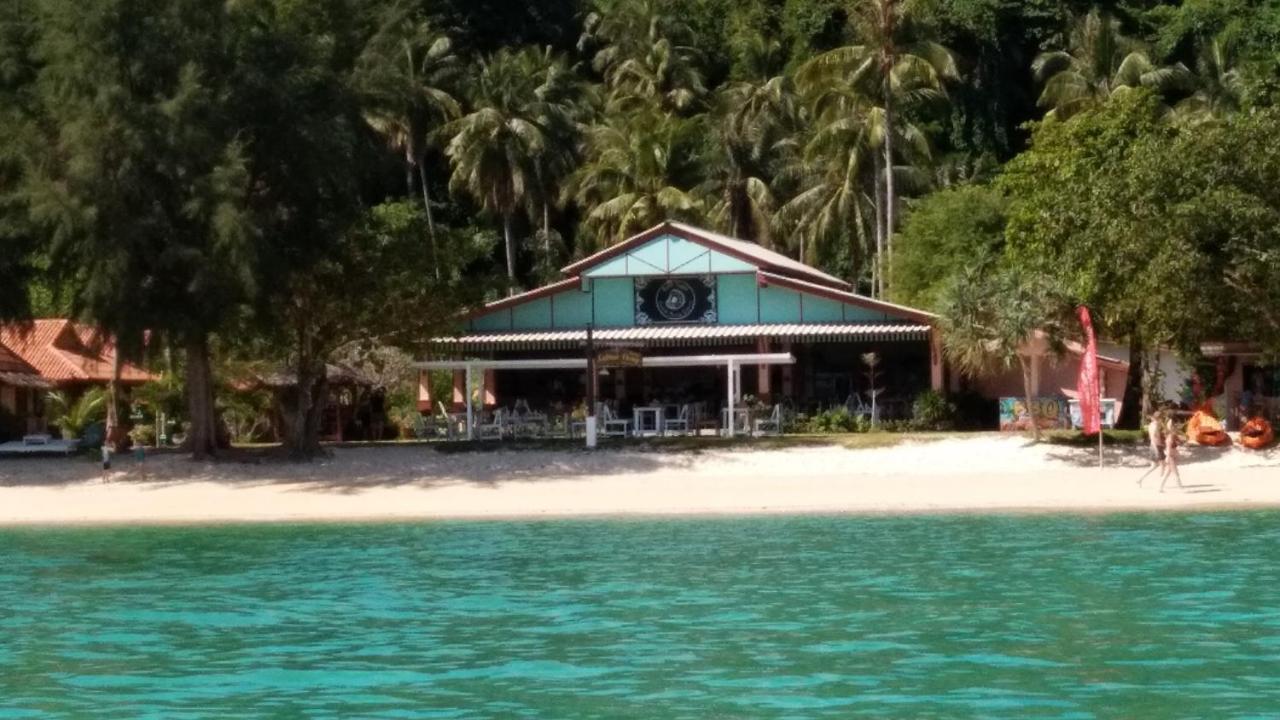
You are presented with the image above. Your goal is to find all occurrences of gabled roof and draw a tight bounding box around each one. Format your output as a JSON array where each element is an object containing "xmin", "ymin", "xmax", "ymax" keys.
[
  {"xmin": 0, "ymin": 344, "xmax": 37, "ymax": 376},
  {"xmin": 563, "ymin": 221, "xmax": 852, "ymax": 290},
  {"xmin": 0, "ymin": 320, "xmax": 155, "ymax": 384}
]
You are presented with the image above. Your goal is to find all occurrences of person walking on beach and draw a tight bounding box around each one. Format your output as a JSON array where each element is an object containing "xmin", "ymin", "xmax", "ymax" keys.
[
  {"xmin": 1138, "ymin": 410, "xmax": 1165, "ymax": 487},
  {"xmin": 1160, "ymin": 412, "xmax": 1185, "ymax": 492}
]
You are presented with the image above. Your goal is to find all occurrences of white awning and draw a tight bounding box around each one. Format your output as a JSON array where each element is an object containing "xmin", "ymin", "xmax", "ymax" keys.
[
  {"xmin": 415, "ymin": 352, "xmax": 796, "ymax": 371},
  {"xmin": 432, "ymin": 323, "xmax": 928, "ymax": 351}
]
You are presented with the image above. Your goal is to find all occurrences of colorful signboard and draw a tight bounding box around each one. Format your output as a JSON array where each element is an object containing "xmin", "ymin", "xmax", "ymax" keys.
[
  {"xmin": 998, "ymin": 397, "xmax": 1071, "ymax": 432},
  {"xmin": 1068, "ymin": 399, "xmax": 1119, "ymax": 430}
]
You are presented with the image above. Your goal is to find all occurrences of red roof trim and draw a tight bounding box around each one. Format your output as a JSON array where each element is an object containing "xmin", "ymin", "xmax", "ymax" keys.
[
  {"xmin": 755, "ymin": 272, "xmax": 937, "ymax": 324},
  {"xmin": 562, "ymin": 222, "xmax": 853, "ymax": 290},
  {"xmin": 464, "ymin": 277, "xmax": 584, "ymax": 320}
]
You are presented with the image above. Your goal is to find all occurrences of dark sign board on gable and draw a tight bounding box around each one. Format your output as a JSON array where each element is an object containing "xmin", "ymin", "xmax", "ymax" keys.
[{"xmin": 635, "ymin": 276, "xmax": 717, "ymax": 325}]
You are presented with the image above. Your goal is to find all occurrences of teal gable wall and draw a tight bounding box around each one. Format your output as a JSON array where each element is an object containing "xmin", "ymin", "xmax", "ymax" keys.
[
  {"xmin": 551, "ymin": 289, "xmax": 592, "ymax": 328},
  {"xmin": 511, "ymin": 298, "xmax": 551, "ymax": 330},
  {"xmin": 716, "ymin": 274, "xmax": 758, "ymax": 324},
  {"xmin": 591, "ymin": 277, "xmax": 633, "ymax": 327},
  {"xmin": 759, "ymin": 286, "xmax": 801, "ymax": 323},
  {"xmin": 583, "ymin": 234, "xmax": 756, "ymax": 277}
]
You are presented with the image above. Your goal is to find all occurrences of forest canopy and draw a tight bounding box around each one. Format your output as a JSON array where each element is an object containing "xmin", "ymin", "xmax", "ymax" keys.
[{"xmin": 3, "ymin": 0, "xmax": 1280, "ymax": 450}]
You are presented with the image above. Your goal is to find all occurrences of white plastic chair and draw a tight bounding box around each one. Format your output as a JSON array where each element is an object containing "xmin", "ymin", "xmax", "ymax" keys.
[
  {"xmin": 476, "ymin": 409, "xmax": 507, "ymax": 440},
  {"xmin": 601, "ymin": 404, "xmax": 632, "ymax": 438},
  {"xmin": 663, "ymin": 404, "xmax": 692, "ymax": 435},
  {"xmin": 754, "ymin": 404, "xmax": 784, "ymax": 436}
]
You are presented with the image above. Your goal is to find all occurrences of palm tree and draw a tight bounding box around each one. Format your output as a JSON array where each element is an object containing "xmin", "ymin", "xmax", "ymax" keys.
[
  {"xmin": 355, "ymin": 9, "xmax": 461, "ymax": 278},
  {"xmin": 790, "ymin": 51, "xmax": 936, "ymax": 294},
  {"xmin": 938, "ymin": 263, "xmax": 1065, "ymax": 442},
  {"xmin": 443, "ymin": 47, "xmax": 579, "ymax": 287},
  {"xmin": 578, "ymin": 0, "xmax": 706, "ymax": 115},
  {"xmin": 563, "ymin": 110, "xmax": 703, "ymax": 249},
  {"xmin": 45, "ymin": 388, "xmax": 107, "ymax": 441},
  {"xmin": 1172, "ymin": 34, "xmax": 1243, "ymax": 124},
  {"xmin": 699, "ymin": 39, "xmax": 800, "ymax": 246},
  {"xmin": 796, "ymin": 0, "xmax": 956, "ymax": 292},
  {"xmin": 1033, "ymin": 8, "xmax": 1191, "ymax": 120}
]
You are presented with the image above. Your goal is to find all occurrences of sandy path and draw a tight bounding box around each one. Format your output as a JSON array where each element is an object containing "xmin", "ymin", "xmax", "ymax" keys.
[{"xmin": 1, "ymin": 437, "xmax": 1279, "ymax": 525}]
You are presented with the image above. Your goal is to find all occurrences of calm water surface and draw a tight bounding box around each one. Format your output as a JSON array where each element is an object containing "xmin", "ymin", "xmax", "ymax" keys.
[{"xmin": 3, "ymin": 513, "xmax": 1280, "ymax": 718}]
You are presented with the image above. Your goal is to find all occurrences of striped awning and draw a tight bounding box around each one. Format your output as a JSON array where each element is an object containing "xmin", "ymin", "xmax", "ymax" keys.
[{"xmin": 432, "ymin": 323, "xmax": 930, "ymax": 351}]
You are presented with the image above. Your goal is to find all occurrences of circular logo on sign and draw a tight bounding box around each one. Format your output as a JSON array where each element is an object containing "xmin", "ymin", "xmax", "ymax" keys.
[{"xmin": 655, "ymin": 280, "xmax": 697, "ymax": 321}]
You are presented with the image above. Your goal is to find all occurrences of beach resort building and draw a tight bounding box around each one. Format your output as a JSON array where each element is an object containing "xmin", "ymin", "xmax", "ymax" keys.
[
  {"xmin": 421, "ymin": 222, "xmax": 943, "ymax": 435},
  {"xmin": 0, "ymin": 319, "xmax": 154, "ymax": 438}
]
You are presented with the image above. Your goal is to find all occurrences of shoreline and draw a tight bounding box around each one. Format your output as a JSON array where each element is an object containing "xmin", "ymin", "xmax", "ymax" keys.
[{"xmin": 2, "ymin": 437, "xmax": 1279, "ymax": 527}]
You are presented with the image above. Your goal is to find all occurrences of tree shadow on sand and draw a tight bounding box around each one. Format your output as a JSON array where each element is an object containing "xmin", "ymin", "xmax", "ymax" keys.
[{"xmin": 0, "ymin": 443, "xmax": 709, "ymax": 492}]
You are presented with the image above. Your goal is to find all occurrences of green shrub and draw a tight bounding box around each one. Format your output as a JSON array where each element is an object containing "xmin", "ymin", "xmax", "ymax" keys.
[
  {"xmin": 130, "ymin": 422, "xmax": 156, "ymax": 447},
  {"xmin": 910, "ymin": 390, "xmax": 957, "ymax": 431},
  {"xmin": 44, "ymin": 388, "xmax": 107, "ymax": 440},
  {"xmin": 794, "ymin": 408, "xmax": 870, "ymax": 434}
]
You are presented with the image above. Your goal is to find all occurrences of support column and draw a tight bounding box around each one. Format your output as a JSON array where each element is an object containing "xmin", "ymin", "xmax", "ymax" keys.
[
  {"xmin": 756, "ymin": 337, "xmax": 772, "ymax": 403},
  {"xmin": 451, "ymin": 370, "xmax": 466, "ymax": 412},
  {"xmin": 465, "ymin": 365, "xmax": 475, "ymax": 440},
  {"xmin": 725, "ymin": 360, "xmax": 737, "ymax": 438},
  {"xmin": 929, "ymin": 328, "xmax": 945, "ymax": 393},
  {"xmin": 483, "ymin": 369, "xmax": 497, "ymax": 408},
  {"xmin": 780, "ymin": 341, "xmax": 794, "ymax": 400},
  {"xmin": 417, "ymin": 370, "xmax": 433, "ymax": 412}
]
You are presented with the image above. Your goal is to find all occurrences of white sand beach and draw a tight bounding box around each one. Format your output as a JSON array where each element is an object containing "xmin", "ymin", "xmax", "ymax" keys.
[{"xmin": 1, "ymin": 436, "xmax": 1279, "ymax": 526}]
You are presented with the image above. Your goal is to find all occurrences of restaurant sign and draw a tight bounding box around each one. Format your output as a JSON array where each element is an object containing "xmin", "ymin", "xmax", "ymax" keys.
[
  {"xmin": 596, "ymin": 348, "xmax": 643, "ymax": 368},
  {"xmin": 635, "ymin": 276, "xmax": 716, "ymax": 325}
]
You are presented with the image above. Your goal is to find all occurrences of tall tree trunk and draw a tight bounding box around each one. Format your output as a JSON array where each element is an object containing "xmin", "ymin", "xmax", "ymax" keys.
[
  {"xmin": 1117, "ymin": 329, "xmax": 1145, "ymax": 430},
  {"xmin": 284, "ymin": 353, "xmax": 328, "ymax": 461},
  {"xmin": 1019, "ymin": 354, "xmax": 1042, "ymax": 442},
  {"xmin": 543, "ymin": 202, "xmax": 551, "ymax": 262},
  {"xmin": 182, "ymin": 333, "xmax": 218, "ymax": 460},
  {"xmin": 503, "ymin": 213, "xmax": 516, "ymax": 293},
  {"xmin": 882, "ymin": 82, "xmax": 896, "ymax": 298},
  {"xmin": 852, "ymin": 196, "xmax": 867, "ymax": 289},
  {"xmin": 105, "ymin": 350, "xmax": 121, "ymax": 449},
  {"xmin": 416, "ymin": 159, "xmax": 440, "ymax": 281},
  {"xmin": 872, "ymin": 154, "xmax": 886, "ymax": 298}
]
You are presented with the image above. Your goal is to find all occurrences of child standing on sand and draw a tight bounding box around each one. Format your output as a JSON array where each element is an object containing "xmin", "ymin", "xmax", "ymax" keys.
[
  {"xmin": 1160, "ymin": 413, "xmax": 1184, "ymax": 492},
  {"xmin": 1138, "ymin": 410, "xmax": 1165, "ymax": 487}
]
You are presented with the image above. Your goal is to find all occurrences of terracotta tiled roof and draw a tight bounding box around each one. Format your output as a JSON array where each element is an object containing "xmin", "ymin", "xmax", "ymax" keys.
[{"xmin": 0, "ymin": 320, "xmax": 155, "ymax": 384}]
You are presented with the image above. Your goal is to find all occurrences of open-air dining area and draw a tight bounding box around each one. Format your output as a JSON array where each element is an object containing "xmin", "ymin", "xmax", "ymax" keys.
[{"xmin": 415, "ymin": 352, "xmax": 800, "ymax": 441}]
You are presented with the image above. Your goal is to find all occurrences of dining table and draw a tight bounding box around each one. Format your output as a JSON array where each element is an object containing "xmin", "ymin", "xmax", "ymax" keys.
[{"xmin": 633, "ymin": 406, "xmax": 664, "ymax": 436}]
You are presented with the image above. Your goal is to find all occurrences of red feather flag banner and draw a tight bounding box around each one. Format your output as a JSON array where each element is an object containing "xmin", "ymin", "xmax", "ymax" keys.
[{"xmin": 1076, "ymin": 306, "xmax": 1101, "ymax": 436}]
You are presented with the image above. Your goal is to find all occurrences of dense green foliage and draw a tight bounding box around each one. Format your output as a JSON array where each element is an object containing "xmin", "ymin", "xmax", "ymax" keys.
[{"xmin": 3, "ymin": 0, "xmax": 1280, "ymax": 451}]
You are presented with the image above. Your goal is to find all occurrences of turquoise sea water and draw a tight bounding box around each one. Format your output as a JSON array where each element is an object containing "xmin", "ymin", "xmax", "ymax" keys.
[{"xmin": 3, "ymin": 514, "xmax": 1280, "ymax": 718}]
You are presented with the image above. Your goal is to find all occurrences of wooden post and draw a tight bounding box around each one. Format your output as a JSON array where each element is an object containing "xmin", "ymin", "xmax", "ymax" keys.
[
  {"xmin": 417, "ymin": 370, "xmax": 433, "ymax": 412},
  {"xmin": 756, "ymin": 337, "xmax": 771, "ymax": 402},
  {"xmin": 725, "ymin": 360, "xmax": 736, "ymax": 438},
  {"xmin": 929, "ymin": 328, "xmax": 945, "ymax": 392},
  {"xmin": 451, "ymin": 370, "xmax": 466, "ymax": 412},
  {"xmin": 585, "ymin": 324, "xmax": 597, "ymax": 449},
  {"xmin": 465, "ymin": 364, "xmax": 474, "ymax": 441}
]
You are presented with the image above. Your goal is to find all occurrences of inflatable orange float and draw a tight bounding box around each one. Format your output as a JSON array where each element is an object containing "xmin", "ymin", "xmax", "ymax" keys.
[
  {"xmin": 1186, "ymin": 405, "xmax": 1231, "ymax": 447},
  {"xmin": 1240, "ymin": 417, "xmax": 1274, "ymax": 450}
]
